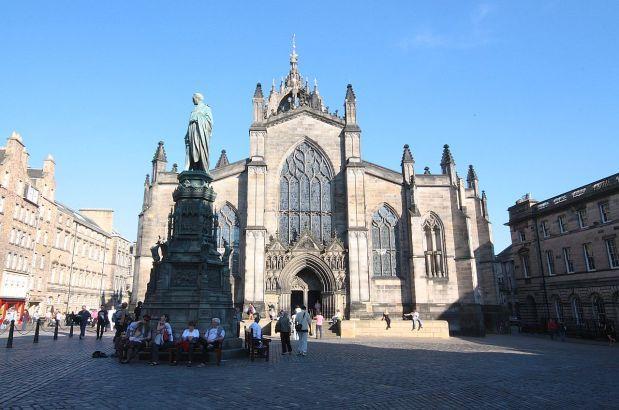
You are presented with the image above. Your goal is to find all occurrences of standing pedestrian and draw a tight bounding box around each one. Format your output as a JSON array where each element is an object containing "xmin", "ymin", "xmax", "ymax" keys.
[
  {"xmin": 295, "ymin": 305, "xmax": 311, "ymax": 356},
  {"xmin": 382, "ymin": 310, "xmax": 391, "ymax": 330},
  {"xmin": 77, "ymin": 305, "xmax": 91, "ymax": 339},
  {"xmin": 96, "ymin": 305, "xmax": 109, "ymax": 340},
  {"xmin": 547, "ymin": 318, "xmax": 559, "ymax": 340},
  {"xmin": 314, "ymin": 311, "xmax": 324, "ymax": 339},
  {"xmin": 276, "ymin": 311, "xmax": 292, "ymax": 355},
  {"xmin": 21, "ymin": 309, "xmax": 30, "ymax": 330}
]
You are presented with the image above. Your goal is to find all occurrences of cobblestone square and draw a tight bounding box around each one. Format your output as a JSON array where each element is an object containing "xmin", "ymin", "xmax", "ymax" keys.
[{"xmin": 1, "ymin": 331, "xmax": 617, "ymax": 409}]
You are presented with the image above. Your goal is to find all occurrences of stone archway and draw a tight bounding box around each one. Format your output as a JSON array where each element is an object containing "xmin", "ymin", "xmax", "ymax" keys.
[{"xmin": 277, "ymin": 254, "xmax": 340, "ymax": 318}]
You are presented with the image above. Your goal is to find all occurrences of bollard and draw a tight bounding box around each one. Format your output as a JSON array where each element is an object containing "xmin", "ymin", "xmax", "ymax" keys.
[
  {"xmin": 6, "ymin": 320, "xmax": 15, "ymax": 348},
  {"xmin": 69, "ymin": 322, "xmax": 74, "ymax": 338},
  {"xmin": 33, "ymin": 319, "xmax": 40, "ymax": 343},
  {"xmin": 53, "ymin": 319, "xmax": 59, "ymax": 340}
]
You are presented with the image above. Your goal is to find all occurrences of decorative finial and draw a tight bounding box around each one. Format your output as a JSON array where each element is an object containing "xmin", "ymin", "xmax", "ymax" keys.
[
  {"xmin": 290, "ymin": 33, "xmax": 298, "ymax": 63},
  {"xmin": 401, "ymin": 144, "xmax": 414, "ymax": 164}
]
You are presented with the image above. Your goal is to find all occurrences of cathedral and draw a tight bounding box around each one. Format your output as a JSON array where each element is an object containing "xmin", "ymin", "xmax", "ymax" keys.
[{"xmin": 133, "ymin": 42, "xmax": 498, "ymax": 334}]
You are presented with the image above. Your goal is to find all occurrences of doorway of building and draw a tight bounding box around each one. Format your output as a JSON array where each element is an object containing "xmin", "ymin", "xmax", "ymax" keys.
[
  {"xmin": 291, "ymin": 290, "xmax": 304, "ymax": 313},
  {"xmin": 308, "ymin": 290, "xmax": 322, "ymax": 315}
]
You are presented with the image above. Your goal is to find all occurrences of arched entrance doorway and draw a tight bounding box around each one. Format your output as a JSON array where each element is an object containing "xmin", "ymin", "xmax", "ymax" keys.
[
  {"xmin": 277, "ymin": 254, "xmax": 342, "ymax": 319},
  {"xmin": 290, "ymin": 268, "xmax": 323, "ymax": 315}
]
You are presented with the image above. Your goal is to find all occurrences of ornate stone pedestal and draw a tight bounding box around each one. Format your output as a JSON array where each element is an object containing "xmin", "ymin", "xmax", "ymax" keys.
[{"xmin": 143, "ymin": 171, "xmax": 240, "ymax": 347}]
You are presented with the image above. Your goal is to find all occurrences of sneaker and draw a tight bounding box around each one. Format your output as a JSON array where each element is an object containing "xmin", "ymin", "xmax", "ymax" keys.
[
  {"xmin": 187, "ymin": 362, "xmax": 192, "ymax": 367},
  {"xmin": 302, "ymin": 352, "xmax": 307, "ymax": 356},
  {"xmin": 149, "ymin": 362, "xmax": 159, "ymax": 366},
  {"xmin": 197, "ymin": 363, "xmax": 206, "ymax": 368}
]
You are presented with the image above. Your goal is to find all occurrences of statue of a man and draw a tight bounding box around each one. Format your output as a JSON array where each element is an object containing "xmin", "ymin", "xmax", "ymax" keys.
[{"xmin": 185, "ymin": 92, "xmax": 213, "ymax": 172}]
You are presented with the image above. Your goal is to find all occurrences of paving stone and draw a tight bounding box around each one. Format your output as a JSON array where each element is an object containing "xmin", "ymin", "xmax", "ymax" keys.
[{"xmin": 0, "ymin": 333, "xmax": 617, "ymax": 409}]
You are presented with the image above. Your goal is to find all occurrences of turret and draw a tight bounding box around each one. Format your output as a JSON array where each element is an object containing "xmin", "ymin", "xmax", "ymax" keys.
[
  {"xmin": 345, "ymin": 84, "xmax": 357, "ymax": 126},
  {"xmin": 252, "ymin": 83, "xmax": 264, "ymax": 123},
  {"xmin": 151, "ymin": 141, "xmax": 167, "ymax": 183},
  {"xmin": 401, "ymin": 144, "xmax": 415, "ymax": 185},
  {"xmin": 467, "ymin": 164, "xmax": 479, "ymax": 196},
  {"xmin": 440, "ymin": 144, "xmax": 457, "ymax": 185},
  {"xmin": 142, "ymin": 174, "xmax": 150, "ymax": 211},
  {"xmin": 481, "ymin": 190, "xmax": 489, "ymax": 219},
  {"xmin": 215, "ymin": 150, "xmax": 230, "ymax": 168}
]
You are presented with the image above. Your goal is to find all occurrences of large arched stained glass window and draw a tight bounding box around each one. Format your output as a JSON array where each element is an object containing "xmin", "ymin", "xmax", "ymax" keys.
[
  {"xmin": 371, "ymin": 205, "xmax": 399, "ymax": 277},
  {"xmin": 217, "ymin": 203, "xmax": 240, "ymax": 276},
  {"xmin": 279, "ymin": 141, "xmax": 333, "ymax": 244}
]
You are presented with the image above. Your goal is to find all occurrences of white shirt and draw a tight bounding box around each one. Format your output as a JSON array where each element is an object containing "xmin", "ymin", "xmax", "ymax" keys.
[
  {"xmin": 249, "ymin": 322, "xmax": 262, "ymax": 339},
  {"xmin": 205, "ymin": 326, "xmax": 225, "ymax": 342},
  {"xmin": 182, "ymin": 329, "xmax": 200, "ymax": 341}
]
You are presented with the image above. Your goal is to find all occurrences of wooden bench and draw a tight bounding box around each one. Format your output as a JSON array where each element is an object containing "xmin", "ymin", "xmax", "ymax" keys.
[
  {"xmin": 245, "ymin": 328, "xmax": 270, "ymax": 362},
  {"xmin": 116, "ymin": 337, "xmax": 221, "ymax": 365}
]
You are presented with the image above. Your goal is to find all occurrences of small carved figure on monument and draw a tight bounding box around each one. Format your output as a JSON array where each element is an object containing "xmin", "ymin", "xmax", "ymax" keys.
[
  {"xmin": 150, "ymin": 243, "xmax": 161, "ymax": 263},
  {"xmin": 185, "ymin": 92, "xmax": 213, "ymax": 172}
]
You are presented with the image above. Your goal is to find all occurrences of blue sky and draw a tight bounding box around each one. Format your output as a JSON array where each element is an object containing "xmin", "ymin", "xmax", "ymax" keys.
[{"xmin": 1, "ymin": 1, "xmax": 618, "ymax": 252}]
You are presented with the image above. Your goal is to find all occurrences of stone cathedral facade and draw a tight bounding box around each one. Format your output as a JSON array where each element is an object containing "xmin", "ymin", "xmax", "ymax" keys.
[{"xmin": 133, "ymin": 45, "xmax": 498, "ymax": 334}]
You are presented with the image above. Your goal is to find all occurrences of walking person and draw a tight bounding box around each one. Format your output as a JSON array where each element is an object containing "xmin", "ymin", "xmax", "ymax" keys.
[
  {"xmin": 603, "ymin": 321, "xmax": 616, "ymax": 346},
  {"xmin": 295, "ymin": 305, "xmax": 311, "ymax": 356},
  {"xmin": 314, "ymin": 311, "xmax": 324, "ymax": 339},
  {"xmin": 382, "ymin": 310, "xmax": 391, "ymax": 330},
  {"xmin": 77, "ymin": 305, "xmax": 91, "ymax": 339},
  {"xmin": 404, "ymin": 310, "xmax": 423, "ymax": 331},
  {"xmin": 276, "ymin": 311, "xmax": 292, "ymax": 355},
  {"xmin": 96, "ymin": 305, "xmax": 109, "ymax": 340}
]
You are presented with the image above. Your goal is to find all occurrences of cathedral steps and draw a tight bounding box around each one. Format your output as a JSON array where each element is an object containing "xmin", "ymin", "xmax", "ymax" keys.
[{"xmin": 341, "ymin": 319, "xmax": 450, "ymax": 339}]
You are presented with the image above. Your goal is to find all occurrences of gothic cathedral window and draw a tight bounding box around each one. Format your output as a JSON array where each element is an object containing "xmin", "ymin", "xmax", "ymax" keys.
[
  {"xmin": 423, "ymin": 213, "xmax": 447, "ymax": 277},
  {"xmin": 371, "ymin": 205, "xmax": 399, "ymax": 277},
  {"xmin": 217, "ymin": 203, "xmax": 240, "ymax": 276},
  {"xmin": 279, "ymin": 141, "xmax": 333, "ymax": 244}
]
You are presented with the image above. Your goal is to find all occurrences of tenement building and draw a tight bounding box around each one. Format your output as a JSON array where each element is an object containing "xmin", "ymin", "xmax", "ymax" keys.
[
  {"xmin": 133, "ymin": 43, "xmax": 497, "ymax": 334},
  {"xmin": 507, "ymin": 173, "xmax": 619, "ymax": 331},
  {"xmin": 0, "ymin": 132, "xmax": 134, "ymax": 320}
]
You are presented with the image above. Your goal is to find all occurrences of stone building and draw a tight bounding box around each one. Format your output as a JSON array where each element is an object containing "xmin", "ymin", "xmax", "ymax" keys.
[
  {"xmin": 506, "ymin": 173, "xmax": 619, "ymax": 331},
  {"xmin": 495, "ymin": 245, "xmax": 517, "ymax": 319},
  {"xmin": 133, "ymin": 43, "xmax": 497, "ymax": 334},
  {"xmin": 0, "ymin": 132, "xmax": 134, "ymax": 319}
]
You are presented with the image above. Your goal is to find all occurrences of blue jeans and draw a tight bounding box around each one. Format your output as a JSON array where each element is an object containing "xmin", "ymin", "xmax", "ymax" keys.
[{"xmin": 297, "ymin": 331, "xmax": 308, "ymax": 353}]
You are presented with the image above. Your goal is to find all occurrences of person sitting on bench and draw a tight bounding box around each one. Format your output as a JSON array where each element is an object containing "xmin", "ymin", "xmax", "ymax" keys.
[
  {"xmin": 249, "ymin": 316, "xmax": 263, "ymax": 348},
  {"xmin": 198, "ymin": 318, "xmax": 225, "ymax": 367},
  {"xmin": 181, "ymin": 321, "xmax": 200, "ymax": 367},
  {"xmin": 150, "ymin": 314, "xmax": 174, "ymax": 366},
  {"xmin": 122, "ymin": 315, "xmax": 151, "ymax": 363}
]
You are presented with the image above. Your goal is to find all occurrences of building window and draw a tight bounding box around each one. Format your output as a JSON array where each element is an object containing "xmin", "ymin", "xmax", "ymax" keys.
[
  {"xmin": 576, "ymin": 208, "xmax": 587, "ymax": 228},
  {"xmin": 217, "ymin": 203, "xmax": 240, "ymax": 276},
  {"xmin": 520, "ymin": 255, "xmax": 530, "ymax": 278},
  {"xmin": 372, "ymin": 205, "xmax": 400, "ymax": 277},
  {"xmin": 540, "ymin": 221, "xmax": 549, "ymax": 238},
  {"xmin": 605, "ymin": 238, "xmax": 619, "ymax": 268},
  {"xmin": 278, "ymin": 141, "xmax": 332, "ymax": 244},
  {"xmin": 571, "ymin": 296, "xmax": 583, "ymax": 325},
  {"xmin": 558, "ymin": 215, "xmax": 567, "ymax": 233},
  {"xmin": 563, "ymin": 247, "xmax": 574, "ymax": 273},
  {"xmin": 591, "ymin": 294, "xmax": 606, "ymax": 324},
  {"xmin": 518, "ymin": 230, "xmax": 526, "ymax": 242},
  {"xmin": 545, "ymin": 250, "xmax": 555, "ymax": 275},
  {"xmin": 599, "ymin": 202, "xmax": 610, "ymax": 223},
  {"xmin": 0, "ymin": 196, "xmax": 4, "ymax": 213},
  {"xmin": 583, "ymin": 243, "xmax": 596, "ymax": 271}
]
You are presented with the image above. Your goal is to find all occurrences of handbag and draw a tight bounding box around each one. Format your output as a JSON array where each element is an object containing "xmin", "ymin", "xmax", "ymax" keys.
[{"xmin": 275, "ymin": 321, "xmax": 281, "ymax": 333}]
